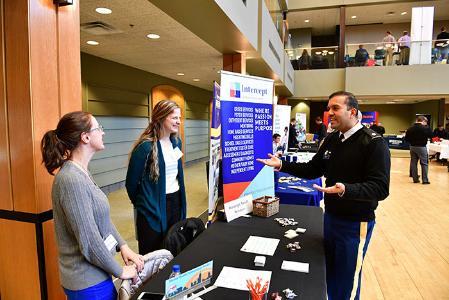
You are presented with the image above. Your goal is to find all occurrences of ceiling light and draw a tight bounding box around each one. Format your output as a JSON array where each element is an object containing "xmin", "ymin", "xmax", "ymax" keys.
[
  {"xmin": 177, "ymin": 73, "xmax": 185, "ymax": 76},
  {"xmin": 304, "ymin": 19, "xmax": 310, "ymax": 23},
  {"xmin": 86, "ymin": 40, "xmax": 99, "ymax": 45},
  {"xmin": 401, "ymin": 11, "xmax": 407, "ymax": 15},
  {"xmin": 146, "ymin": 33, "xmax": 160, "ymax": 39},
  {"xmin": 328, "ymin": 51, "xmax": 334, "ymax": 54},
  {"xmin": 95, "ymin": 7, "xmax": 112, "ymax": 14},
  {"xmin": 315, "ymin": 51, "xmax": 322, "ymax": 55},
  {"xmin": 351, "ymin": 15, "xmax": 357, "ymax": 19},
  {"xmin": 387, "ymin": 12, "xmax": 395, "ymax": 16},
  {"xmin": 386, "ymin": 101, "xmax": 395, "ymax": 104},
  {"xmin": 193, "ymin": 78, "xmax": 200, "ymax": 82}
]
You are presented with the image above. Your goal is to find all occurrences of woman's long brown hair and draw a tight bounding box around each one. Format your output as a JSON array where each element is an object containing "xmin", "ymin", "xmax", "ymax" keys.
[{"xmin": 131, "ymin": 100, "xmax": 180, "ymax": 181}]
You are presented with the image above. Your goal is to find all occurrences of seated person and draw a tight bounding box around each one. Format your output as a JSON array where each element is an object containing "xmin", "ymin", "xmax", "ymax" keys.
[
  {"xmin": 433, "ymin": 124, "xmax": 449, "ymax": 139},
  {"xmin": 272, "ymin": 133, "xmax": 284, "ymax": 156},
  {"xmin": 354, "ymin": 45, "xmax": 369, "ymax": 66}
]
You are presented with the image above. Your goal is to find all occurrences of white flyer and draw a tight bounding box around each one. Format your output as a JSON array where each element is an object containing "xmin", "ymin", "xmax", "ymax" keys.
[
  {"xmin": 240, "ymin": 236, "xmax": 280, "ymax": 256},
  {"xmin": 214, "ymin": 266, "xmax": 272, "ymax": 291}
]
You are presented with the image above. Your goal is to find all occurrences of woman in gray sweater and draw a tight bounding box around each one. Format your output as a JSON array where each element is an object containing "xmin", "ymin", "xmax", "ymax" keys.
[{"xmin": 41, "ymin": 111, "xmax": 144, "ymax": 300}]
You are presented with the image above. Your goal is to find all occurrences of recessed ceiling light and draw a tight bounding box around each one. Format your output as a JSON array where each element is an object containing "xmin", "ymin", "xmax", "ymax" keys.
[
  {"xmin": 315, "ymin": 51, "xmax": 322, "ymax": 55},
  {"xmin": 193, "ymin": 78, "xmax": 200, "ymax": 82},
  {"xmin": 86, "ymin": 40, "xmax": 99, "ymax": 45},
  {"xmin": 95, "ymin": 7, "xmax": 112, "ymax": 14},
  {"xmin": 146, "ymin": 33, "xmax": 160, "ymax": 39},
  {"xmin": 387, "ymin": 12, "xmax": 395, "ymax": 16},
  {"xmin": 304, "ymin": 19, "xmax": 310, "ymax": 23},
  {"xmin": 177, "ymin": 72, "xmax": 185, "ymax": 76},
  {"xmin": 401, "ymin": 11, "xmax": 407, "ymax": 15},
  {"xmin": 328, "ymin": 51, "xmax": 334, "ymax": 54},
  {"xmin": 351, "ymin": 15, "xmax": 357, "ymax": 19}
]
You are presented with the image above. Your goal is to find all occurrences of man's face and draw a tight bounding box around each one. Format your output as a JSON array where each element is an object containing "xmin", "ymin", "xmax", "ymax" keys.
[
  {"xmin": 327, "ymin": 95, "xmax": 356, "ymax": 132},
  {"xmin": 274, "ymin": 136, "xmax": 281, "ymax": 143}
]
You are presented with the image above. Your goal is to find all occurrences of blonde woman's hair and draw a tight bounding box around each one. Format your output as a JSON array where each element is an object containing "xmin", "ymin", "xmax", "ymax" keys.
[{"xmin": 131, "ymin": 100, "xmax": 181, "ymax": 181}]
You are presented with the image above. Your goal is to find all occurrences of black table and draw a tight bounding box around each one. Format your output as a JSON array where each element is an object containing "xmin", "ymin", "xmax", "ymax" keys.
[{"xmin": 132, "ymin": 205, "xmax": 326, "ymax": 300}]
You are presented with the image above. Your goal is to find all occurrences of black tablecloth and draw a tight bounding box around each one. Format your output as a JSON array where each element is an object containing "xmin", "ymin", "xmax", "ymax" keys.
[{"xmin": 132, "ymin": 205, "xmax": 326, "ymax": 300}]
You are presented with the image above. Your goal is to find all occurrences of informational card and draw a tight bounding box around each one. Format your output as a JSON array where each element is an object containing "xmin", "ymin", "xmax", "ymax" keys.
[
  {"xmin": 281, "ymin": 260, "xmax": 310, "ymax": 273},
  {"xmin": 214, "ymin": 266, "xmax": 272, "ymax": 291},
  {"xmin": 224, "ymin": 194, "xmax": 253, "ymax": 222},
  {"xmin": 165, "ymin": 261, "xmax": 213, "ymax": 299},
  {"xmin": 240, "ymin": 236, "xmax": 280, "ymax": 256}
]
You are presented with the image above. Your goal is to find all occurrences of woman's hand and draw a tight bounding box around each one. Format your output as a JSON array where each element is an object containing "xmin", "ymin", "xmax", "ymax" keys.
[
  {"xmin": 256, "ymin": 153, "xmax": 282, "ymax": 170},
  {"xmin": 120, "ymin": 244, "xmax": 144, "ymax": 272},
  {"xmin": 120, "ymin": 265, "xmax": 138, "ymax": 280}
]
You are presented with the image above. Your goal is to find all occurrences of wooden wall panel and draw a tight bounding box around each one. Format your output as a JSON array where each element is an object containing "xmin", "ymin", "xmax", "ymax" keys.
[
  {"xmin": 5, "ymin": 0, "xmax": 36, "ymax": 212},
  {"xmin": 0, "ymin": 0, "xmax": 12, "ymax": 210},
  {"xmin": 44, "ymin": 220, "xmax": 65, "ymax": 300},
  {"xmin": 152, "ymin": 85, "xmax": 186, "ymax": 145},
  {"xmin": 0, "ymin": 220, "xmax": 40, "ymax": 299},
  {"xmin": 29, "ymin": 0, "xmax": 60, "ymax": 213}
]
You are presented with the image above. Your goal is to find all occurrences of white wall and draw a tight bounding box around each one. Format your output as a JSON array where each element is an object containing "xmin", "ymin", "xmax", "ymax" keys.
[
  {"xmin": 215, "ymin": 0, "xmax": 259, "ymax": 50},
  {"xmin": 261, "ymin": 0, "xmax": 284, "ymax": 78}
]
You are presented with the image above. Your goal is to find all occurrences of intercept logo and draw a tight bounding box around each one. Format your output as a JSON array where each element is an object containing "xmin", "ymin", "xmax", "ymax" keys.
[
  {"xmin": 230, "ymin": 82, "xmax": 241, "ymax": 98},
  {"xmin": 229, "ymin": 82, "xmax": 268, "ymax": 99}
]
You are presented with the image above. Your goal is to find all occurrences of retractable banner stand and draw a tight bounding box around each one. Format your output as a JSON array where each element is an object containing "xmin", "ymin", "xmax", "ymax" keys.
[
  {"xmin": 208, "ymin": 82, "xmax": 221, "ymax": 224},
  {"xmin": 273, "ymin": 105, "xmax": 291, "ymax": 153},
  {"xmin": 220, "ymin": 71, "xmax": 275, "ymax": 218},
  {"xmin": 361, "ymin": 111, "xmax": 378, "ymax": 126}
]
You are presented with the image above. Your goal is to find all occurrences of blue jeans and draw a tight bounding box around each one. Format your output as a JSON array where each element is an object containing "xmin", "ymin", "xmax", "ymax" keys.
[
  {"xmin": 324, "ymin": 213, "xmax": 375, "ymax": 300},
  {"xmin": 64, "ymin": 278, "xmax": 117, "ymax": 300}
]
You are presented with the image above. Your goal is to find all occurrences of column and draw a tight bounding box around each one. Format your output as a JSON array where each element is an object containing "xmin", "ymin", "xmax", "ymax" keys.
[{"xmin": 0, "ymin": 0, "xmax": 81, "ymax": 299}]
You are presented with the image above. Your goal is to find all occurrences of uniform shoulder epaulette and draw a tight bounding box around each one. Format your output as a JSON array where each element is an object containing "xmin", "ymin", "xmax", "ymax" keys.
[{"xmin": 362, "ymin": 127, "xmax": 382, "ymax": 140}]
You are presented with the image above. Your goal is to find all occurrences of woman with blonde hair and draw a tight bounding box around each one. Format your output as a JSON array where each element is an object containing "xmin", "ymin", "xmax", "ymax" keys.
[
  {"xmin": 126, "ymin": 100, "xmax": 186, "ymax": 254},
  {"xmin": 41, "ymin": 111, "xmax": 143, "ymax": 300}
]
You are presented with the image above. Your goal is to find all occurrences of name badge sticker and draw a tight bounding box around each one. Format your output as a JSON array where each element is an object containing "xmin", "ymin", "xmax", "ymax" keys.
[
  {"xmin": 104, "ymin": 234, "xmax": 118, "ymax": 252},
  {"xmin": 173, "ymin": 147, "xmax": 183, "ymax": 160}
]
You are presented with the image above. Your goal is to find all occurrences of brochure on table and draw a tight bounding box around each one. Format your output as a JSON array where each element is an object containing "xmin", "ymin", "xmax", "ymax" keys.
[
  {"xmin": 220, "ymin": 71, "xmax": 275, "ymax": 212},
  {"xmin": 165, "ymin": 261, "xmax": 213, "ymax": 299},
  {"xmin": 208, "ymin": 82, "xmax": 221, "ymax": 224}
]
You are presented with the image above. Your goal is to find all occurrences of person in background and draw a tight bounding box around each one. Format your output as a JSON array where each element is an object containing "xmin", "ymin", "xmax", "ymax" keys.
[
  {"xmin": 314, "ymin": 116, "xmax": 327, "ymax": 143},
  {"xmin": 41, "ymin": 111, "xmax": 143, "ymax": 300},
  {"xmin": 383, "ymin": 31, "xmax": 396, "ymax": 66},
  {"xmin": 272, "ymin": 133, "xmax": 284, "ymax": 156},
  {"xmin": 405, "ymin": 116, "xmax": 433, "ymax": 184},
  {"xmin": 370, "ymin": 122, "xmax": 386, "ymax": 136},
  {"xmin": 433, "ymin": 124, "xmax": 449, "ymax": 139},
  {"xmin": 298, "ymin": 49, "xmax": 312, "ymax": 70},
  {"xmin": 288, "ymin": 118, "xmax": 299, "ymax": 149},
  {"xmin": 280, "ymin": 126, "xmax": 289, "ymax": 152},
  {"xmin": 258, "ymin": 91, "xmax": 390, "ymax": 300},
  {"xmin": 126, "ymin": 100, "xmax": 187, "ymax": 255},
  {"xmin": 354, "ymin": 45, "xmax": 369, "ymax": 67},
  {"xmin": 397, "ymin": 31, "xmax": 411, "ymax": 65},
  {"xmin": 435, "ymin": 27, "xmax": 449, "ymax": 62}
]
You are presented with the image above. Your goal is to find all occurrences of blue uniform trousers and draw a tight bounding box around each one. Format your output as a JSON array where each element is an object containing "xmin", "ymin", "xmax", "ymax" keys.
[
  {"xmin": 64, "ymin": 278, "xmax": 117, "ymax": 300},
  {"xmin": 324, "ymin": 212, "xmax": 375, "ymax": 300}
]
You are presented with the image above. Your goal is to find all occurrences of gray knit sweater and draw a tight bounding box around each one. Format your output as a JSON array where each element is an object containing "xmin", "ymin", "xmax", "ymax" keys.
[{"xmin": 52, "ymin": 161, "xmax": 126, "ymax": 290}]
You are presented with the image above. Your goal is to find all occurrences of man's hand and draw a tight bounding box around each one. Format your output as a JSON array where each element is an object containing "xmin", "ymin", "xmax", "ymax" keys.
[
  {"xmin": 256, "ymin": 153, "xmax": 281, "ymax": 170},
  {"xmin": 313, "ymin": 182, "xmax": 345, "ymax": 196}
]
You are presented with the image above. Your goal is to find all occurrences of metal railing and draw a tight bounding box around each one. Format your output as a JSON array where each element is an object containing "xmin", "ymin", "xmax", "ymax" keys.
[
  {"xmin": 345, "ymin": 39, "xmax": 449, "ymax": 67},
  {"xmin": 286, "ymin": 46, "xmax": 339, "ymax": 70}
]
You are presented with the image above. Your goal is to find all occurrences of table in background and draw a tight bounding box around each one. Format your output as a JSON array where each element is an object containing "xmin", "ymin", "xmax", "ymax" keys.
[
  {"xmin": 275, "ymin": 172, "xmax": 323, "ymax": 206},
  {"xmin": 428, "ymin": 141, "xmax": 449, "ymax": 160},
  {"xmin": 383, "ymin": 135, "xmax": 410, "ymax": 150},
  {"xmin": 131, "ymin": 205, "xmax": 326, "ymax": 300}
]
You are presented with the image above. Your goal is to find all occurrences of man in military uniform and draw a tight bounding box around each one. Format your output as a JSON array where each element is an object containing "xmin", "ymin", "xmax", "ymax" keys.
[{"xmin": 258, "ymin": 91, "xmax": 391, "ymax": 300}]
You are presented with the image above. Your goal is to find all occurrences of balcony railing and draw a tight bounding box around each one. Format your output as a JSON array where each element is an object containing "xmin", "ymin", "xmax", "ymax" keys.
[
  {"xmin": 286, "ymin": 46, "xmax": 339, "ymax": 70},
  {"xmin": 287, "ymin": 39, "xmax": 449, "ymax": 70},
  {"xmin": 345, "ymin": 39, "xmax": 449, "ymax": 67}
]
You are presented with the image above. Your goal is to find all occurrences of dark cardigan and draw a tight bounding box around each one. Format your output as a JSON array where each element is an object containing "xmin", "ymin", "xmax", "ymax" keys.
[{"xmin": 126, "ymin": 137, "xmax": 186, "ymax": 233}]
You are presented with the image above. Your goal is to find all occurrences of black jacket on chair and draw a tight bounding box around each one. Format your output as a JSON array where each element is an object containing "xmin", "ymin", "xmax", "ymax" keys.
[{"xmin": 163, "ymin": 218, "xmax": 205, "ymax": 256}]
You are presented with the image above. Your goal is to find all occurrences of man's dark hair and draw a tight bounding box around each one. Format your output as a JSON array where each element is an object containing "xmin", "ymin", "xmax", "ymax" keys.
[
  {"xmin": 273, "ymin": 133, "xmax": 281, "ymax": 139},
  {"xmin": 290, "ymin": 118, "xmax": 296, "ymax": 122},
  {"xmin": 315, "ymin": 116, "xmax": 322, "ymax": 122},
  {"xmin": 328, "ymin": 91, "xmax": 359, "ymax": 112},
  {"xmin": 416, "ymin": 116, "xmax": 428, "ymax": 123},
  {"xmin": 386, "ymin": 30, "xmax": 391, "ymax": 34}
]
